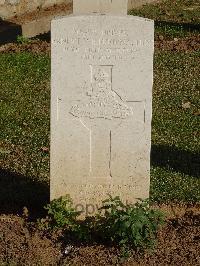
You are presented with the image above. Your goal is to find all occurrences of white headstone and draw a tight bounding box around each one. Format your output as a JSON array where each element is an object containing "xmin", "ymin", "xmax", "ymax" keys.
[
  {"xmin": 73, "ymin": 0, "xmax": 128, "ymax": 15},
  {"xmin": 51, "ymin": 6, "xmax": 154, "ymax": 215}
]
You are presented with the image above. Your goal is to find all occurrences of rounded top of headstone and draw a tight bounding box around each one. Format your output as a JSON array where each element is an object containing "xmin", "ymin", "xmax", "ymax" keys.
[{"xmin": 52, "ymin": 14, "xmax": 154, "ymax": 24}]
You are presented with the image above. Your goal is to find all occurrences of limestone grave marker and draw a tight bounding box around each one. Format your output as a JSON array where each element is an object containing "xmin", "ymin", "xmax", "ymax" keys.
[
  {"xmin": 73, "ymin": 0, "xmax": 128, "ymax": 15},
  {"xmin": 51, "ymin": 0, "xmax": 154, "ymax": 215}
]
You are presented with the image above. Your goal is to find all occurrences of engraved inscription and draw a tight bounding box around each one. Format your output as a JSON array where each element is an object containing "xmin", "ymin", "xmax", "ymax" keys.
[
  {"xmin": 70, "ymin": 65, "xmax": 133, "ymax": 120},
  {"xmin": 52, "ymin": 27, "xmax": 154, "ymax": 61}
]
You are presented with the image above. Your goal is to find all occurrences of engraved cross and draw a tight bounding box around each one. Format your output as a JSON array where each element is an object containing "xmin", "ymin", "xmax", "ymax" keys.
[{"xmin": 70, "ymin": 65, "xmax": 145, "ymax": 179}]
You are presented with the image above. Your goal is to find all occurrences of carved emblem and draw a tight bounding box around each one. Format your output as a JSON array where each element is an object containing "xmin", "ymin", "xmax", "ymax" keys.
[{"xmin": 70, "ymin": 65, "xmax": 133, "ymax": 120}]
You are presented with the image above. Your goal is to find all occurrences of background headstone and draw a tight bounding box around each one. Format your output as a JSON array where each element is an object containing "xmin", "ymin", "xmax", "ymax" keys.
[
  {"xmin": 73, "ymin": 0, "xmax": 128, "ymax": 15},
  {"xmin": 51, "ymin": 4, "xmax": 154, "ymax": 215}
]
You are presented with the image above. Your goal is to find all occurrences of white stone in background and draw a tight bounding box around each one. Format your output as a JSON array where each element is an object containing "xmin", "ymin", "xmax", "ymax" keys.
[
  {"xmin": 51, "ymin": 15, "xmax": 154, "ymax": 215},
  {"xmin": 128, "ymin": 0, "xmax": 158, "ymax": 9},
  {"xmin": 0, "ymin": 0, "xmax": 6, "ymax": 5},
  {"xmin": 73, "ymin": 0, "xmax": 128, "ymax": 15},
  {"xmin": 7, "ymin": 0, "xmax": 20, "ymax": 5}
]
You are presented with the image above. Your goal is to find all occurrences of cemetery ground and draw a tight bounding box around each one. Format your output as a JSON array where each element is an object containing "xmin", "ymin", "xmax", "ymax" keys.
[{"xmin": 0, "ymin": 0, "xmax": 200, "ymax": 265}]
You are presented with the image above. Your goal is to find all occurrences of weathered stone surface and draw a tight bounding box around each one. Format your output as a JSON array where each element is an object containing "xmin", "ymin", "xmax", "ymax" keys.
[
  {"xmin": 20, "ymin": 18, "xmax": 50, "ymax": 38},
  {"xmin": 0, "ymin": 0, "xmax": 159, "ymax": 19},
  {"xmin": 0, "ymin": 0, "xmax": 70, "ymax": 19},
  {"xmin": 128, "ymin": 0, "xmax": 159, "ymax": 9},
  {"xmin": 51, "ymin": 15, "xmax": 154, "ymax": 214},
  {"xmin": 21, "ymin": 9, "xmax": 71, "ymax": 38},
  {"xmin": 73, "ymin": 0, "xmax": 128, "ymax": 15},
  {"xmin": 0, "ymin": 0, "xmax": 6, "ymax": 5}
]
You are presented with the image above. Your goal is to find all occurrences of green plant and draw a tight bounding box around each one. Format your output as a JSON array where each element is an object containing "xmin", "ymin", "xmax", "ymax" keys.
[
  {"xmin": 16, "ymin": 35, "xmax": 30, "ymax": 44},
  {"xmin": 40, "ymin": 195, "xmax": 92, "ymax": 240},
  {"xmin": 44, "ymin": 195, "xmax": 80, "ymax": 228},
  {"xmin": 96, "ymin": 196, "xmax": 165, "ymax": 251},
  {"xmin": 40, "ymin": 195, "xmax": 165, "ymax": 253}
]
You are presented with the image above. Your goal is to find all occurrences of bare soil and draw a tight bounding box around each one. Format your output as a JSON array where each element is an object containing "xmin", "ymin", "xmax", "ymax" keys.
[
  {"xmin": 0, "ymin": 204, "xmax": 199, "ymax": 266},
  {"xmin": 8, "ymin": 3, "xmax": 72, "ymax": 25},
  {"xmin": 0, "ymin": 6, "xmax": 199, "ymax": 264},
  {"xmin": 155, "ymin": 35, "xmax": 200, "ymax": 52},
  {"xmin": 0, "ymin": 39, "xmax": 51, "ymax": 55}
]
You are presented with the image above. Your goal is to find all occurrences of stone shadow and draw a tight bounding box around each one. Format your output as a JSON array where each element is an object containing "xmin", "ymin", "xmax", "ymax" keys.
[
  {"xmin": 151, "ymin": 145, "xmax": 200, "ymax": 178},
  {"xmin": 36, "ymin": 31, "xmax": 51, "ymax": 42},
  {"xmin": 155, "ymin": 20, "xmax": 200, "ymax": 33},
  {"xmin": 0, "ymin": 168, "xmax": 49, "ymax": 218},
  {"xmin": 0, "ymin": 19, "xmax": 22, "ymax": 44}
]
